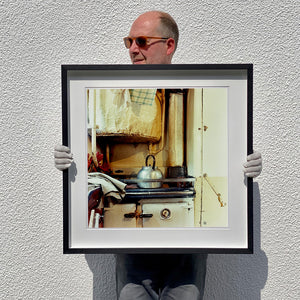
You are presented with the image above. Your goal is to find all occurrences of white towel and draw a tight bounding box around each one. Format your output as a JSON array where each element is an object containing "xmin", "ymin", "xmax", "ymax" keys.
[{"xmin": 88, "ymin": 173, "xmax": 127, "ymax": 202}]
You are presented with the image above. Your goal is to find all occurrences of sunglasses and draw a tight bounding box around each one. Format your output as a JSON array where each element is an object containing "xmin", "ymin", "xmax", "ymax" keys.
[{"xmin": 123, "ymin": 36, "xmax": 169, "ymax": 49}]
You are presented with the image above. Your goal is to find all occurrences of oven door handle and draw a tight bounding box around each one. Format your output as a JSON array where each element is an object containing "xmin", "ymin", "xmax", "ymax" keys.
[
  {"xmin": 124, "ymin": 213, "xmax": 136, "ymax": 218},
  {"xmin": 123, "ymin": 213, "xmax": 153, "ymax": 219},
  {"xmin": 139, "ymin": 214, "xmax": 153, "ymax": 218}
]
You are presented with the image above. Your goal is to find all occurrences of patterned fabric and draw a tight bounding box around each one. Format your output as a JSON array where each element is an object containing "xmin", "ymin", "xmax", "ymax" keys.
[{"xmin": 129, "ymin": 89, "xmax": 157, "ymax": 105}]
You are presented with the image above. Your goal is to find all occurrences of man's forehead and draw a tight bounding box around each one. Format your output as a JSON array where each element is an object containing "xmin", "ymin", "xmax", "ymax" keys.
[{"xmin": 129, "ymin": 14, "xmax": 161, "ymax": 36}]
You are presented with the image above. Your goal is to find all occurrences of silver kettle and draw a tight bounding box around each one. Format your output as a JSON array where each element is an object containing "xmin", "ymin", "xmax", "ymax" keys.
[{"xmin": 137, "ymin": 155, "xmax": 163, "ymax": 188}]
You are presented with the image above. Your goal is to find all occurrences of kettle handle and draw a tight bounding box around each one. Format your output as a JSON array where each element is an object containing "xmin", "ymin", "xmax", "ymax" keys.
[{"xmin": 145, "ymin": 154, "xmax": 156, "ymax": 169}]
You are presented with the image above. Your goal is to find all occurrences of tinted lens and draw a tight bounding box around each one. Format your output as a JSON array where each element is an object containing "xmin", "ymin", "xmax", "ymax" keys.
[
  {"xmin": 124, "ymin": 37, "xmax": 133, "ymax": 48},
  {"xmin": 135, "ymin": 37, "xmax": 147, "ymax": 47}
]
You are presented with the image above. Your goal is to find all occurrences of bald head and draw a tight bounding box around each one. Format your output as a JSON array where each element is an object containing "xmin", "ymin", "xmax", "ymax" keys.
[
  {"xmin": 127, "ymin": 11, "xmax": 179, "ymax": 64},
  {"xmin": 132, "ymin": 11, "xmax": 179, "ymax": 51}
]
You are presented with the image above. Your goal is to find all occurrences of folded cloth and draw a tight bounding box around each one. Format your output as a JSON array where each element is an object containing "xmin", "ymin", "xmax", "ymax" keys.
[
  {"xmin": 129, "ymin": 88, "xmax": 157, "ymax": 106},
  {"xmin": 88, "ymin": 173, "xmax": 127, "ymax": 202}
]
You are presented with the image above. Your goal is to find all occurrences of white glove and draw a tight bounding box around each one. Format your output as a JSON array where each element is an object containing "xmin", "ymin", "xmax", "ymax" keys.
[
  {"xmin": 54, "ymin": 145, "xmax": 73, "ymax": 171},
  {"xmin": 243, "ymin": 151, "xmax": 262, "ymax": 178}
]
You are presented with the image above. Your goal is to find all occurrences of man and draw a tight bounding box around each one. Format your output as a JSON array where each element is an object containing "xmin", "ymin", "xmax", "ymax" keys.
[
  {"xmin": 55, "ymin": 11, "xmax": 262, "ymax": 299},
  {"xmin": 126, "ymin": 11, "xmax": 177, "ymax": 65}
]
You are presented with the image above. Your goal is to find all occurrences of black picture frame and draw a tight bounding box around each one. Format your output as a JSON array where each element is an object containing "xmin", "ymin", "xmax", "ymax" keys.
[{"xmin": 62, "ymin": 64, "xmax": 253, "ymax": 254}]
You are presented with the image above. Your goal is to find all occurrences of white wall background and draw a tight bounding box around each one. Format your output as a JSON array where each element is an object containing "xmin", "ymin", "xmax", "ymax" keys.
[{"xmin": 1, "ymin": 0, "xmax": 299, "ymax": 299}]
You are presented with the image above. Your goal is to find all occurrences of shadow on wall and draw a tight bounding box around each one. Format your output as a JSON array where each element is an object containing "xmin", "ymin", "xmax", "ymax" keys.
[
  {"xmin": 85, "ymin": 254, "xmax": 116, "ymax": 300},
  {"xmin": 203, "ymin": 183, "xmax": 268, "ymax": 299},
  {"xmin": 84, "ymin": 183, "xmax": 267, "ymax": 300}
]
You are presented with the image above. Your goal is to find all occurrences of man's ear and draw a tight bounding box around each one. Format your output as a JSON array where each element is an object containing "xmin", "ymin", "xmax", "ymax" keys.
[{"xmin": 166, "ymin": 38, "xmax": 176, "ymax": 56}]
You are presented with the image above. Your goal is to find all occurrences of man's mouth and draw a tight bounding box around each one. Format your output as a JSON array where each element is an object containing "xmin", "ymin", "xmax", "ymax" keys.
[
  {"xmin": 132, "ymin": 58, "xmax": 145, "ymax": 64},
  {"xmin": 134, "ymin": 61, "xmax": 145, "ymax": 64}
]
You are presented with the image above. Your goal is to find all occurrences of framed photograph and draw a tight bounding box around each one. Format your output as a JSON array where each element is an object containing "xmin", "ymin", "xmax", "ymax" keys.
[{"xmin": 62, "ymin": 64, "xmax": 253, "ymax": 254}]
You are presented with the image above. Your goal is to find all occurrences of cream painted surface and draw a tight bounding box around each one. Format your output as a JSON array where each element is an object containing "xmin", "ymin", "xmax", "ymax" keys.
[
  {"xmin": 104, "ymin": 204, "xmax": 137, "ymax": 228},
  {"xmin": 103, "ymin": 199, "xmax": 195, "ymax": 228},
  {"xmin": 201, "ymin": 177, "xmax": 228, "ymax": 227},
  {"xmin": 186, "ymin": 88, "xmax": 228, "ymax": 177},
  {"xmin": 201, "ymin": 88, "xmax": 228, "ymax": 227},
  {"xmin": 203, "ymin": 88, "xmax": 228, "ymax": 177},
  {"xmin": 1, "ymin": 1, "xmax": 298, "ymax": 299},
  {"xmin": 140, "ymin": 199, "xmax": 194, "ymax": 227},
  {"xmin": 187, "ymin": 88, "xmax": 228, "ymax": 227}
]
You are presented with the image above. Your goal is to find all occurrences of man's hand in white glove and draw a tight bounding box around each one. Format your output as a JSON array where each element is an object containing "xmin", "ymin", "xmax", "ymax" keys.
[
  {"xmin": 54, "ymin": 145, "xmax": 73, "ymax": 171},
  {"xmin": 243, "ymin": 151, "xmax": 262, "ymax": 178}
]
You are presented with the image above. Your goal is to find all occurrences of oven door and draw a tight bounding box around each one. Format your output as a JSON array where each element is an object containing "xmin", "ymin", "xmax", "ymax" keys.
[
  {"xmin": 104, "ymin": 203, "xmax": 137, "ymax": 228},
  {"xmin": 139, "ymin": 198, "xmax": 194, "ymax": 228}
]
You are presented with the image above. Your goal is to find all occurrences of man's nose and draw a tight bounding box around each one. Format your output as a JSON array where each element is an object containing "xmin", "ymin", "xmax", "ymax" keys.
[{"xmin": 129, "ymin": 40, "xmax": 140, "ymax": 53}]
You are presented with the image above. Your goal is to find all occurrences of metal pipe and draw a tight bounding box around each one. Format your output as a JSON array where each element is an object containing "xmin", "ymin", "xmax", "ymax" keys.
[
  {"xmin": 168, "ymin": 93, "xmax": 184, "ymax": 166},
  {"xmin": 203, "ymin": 173, "xmax": 225, "ymax": 207}
]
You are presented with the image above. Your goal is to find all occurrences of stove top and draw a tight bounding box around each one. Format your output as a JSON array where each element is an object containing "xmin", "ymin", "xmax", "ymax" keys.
[
  {"xmin": 124, "ymin": 187, "xmax": 195, "ymax": 201},
  {"xmin": 122, "ymin": 176, "xmax": 196, "ymax": 200}
]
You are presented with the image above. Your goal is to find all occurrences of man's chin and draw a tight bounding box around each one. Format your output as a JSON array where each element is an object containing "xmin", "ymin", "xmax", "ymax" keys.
[{"xmin": 133, "ymin": 60, "xmax": 146, "ymax": 64}]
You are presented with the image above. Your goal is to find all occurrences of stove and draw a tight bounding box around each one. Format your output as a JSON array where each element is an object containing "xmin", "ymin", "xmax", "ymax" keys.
[{"xmin": 103, "ymin": 177, "xmax": 196, "ymax": 228}]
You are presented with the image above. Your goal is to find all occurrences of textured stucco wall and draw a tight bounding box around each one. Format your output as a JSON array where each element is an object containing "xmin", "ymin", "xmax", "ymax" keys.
[{"xmin": 1, "ymin": 1, "xmax": 299, "ymax": 299}]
